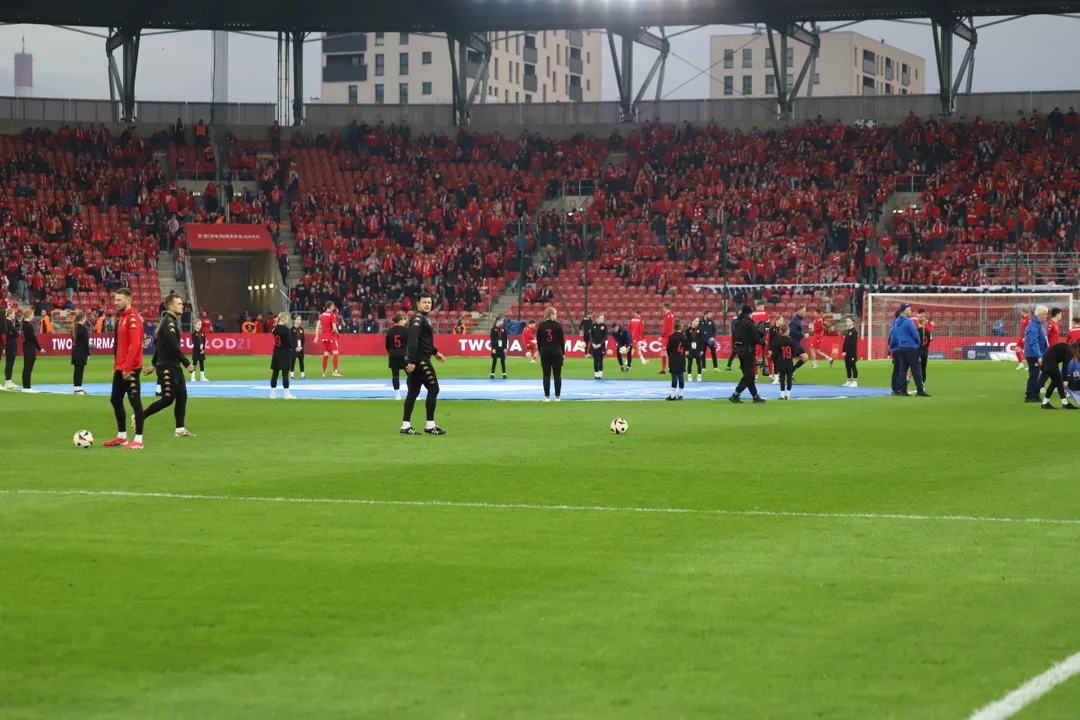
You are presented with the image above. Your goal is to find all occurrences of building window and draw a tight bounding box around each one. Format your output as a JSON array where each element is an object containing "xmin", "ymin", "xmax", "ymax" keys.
[
  {"xmin": 515, "ymin": 91, "xmax": 519, "ymax": 102},
  {"xmin": 495, "ymin": 58, "xmax": 499, "ymax": 80},
  {"xmin": 543, "ymin": 85, "xmax": 547, "ymax": 101},
  {"xmin": 586, "ymin": 52, "xmax": 591, "ymax": 63},
  {"xmin": 723, "ymin": 49, "xmax": 734, "ymax": 68},
  {"xmin": 586, "ymin": 78, "xmax": 590, "ymax": 91},
  {"xmin": 399, "ymin": 33, "xmax": 409, "ymax": 45},
  {"xmin": 546, "ymin": 56, "xmax": 550, "ymax": 74},
  {"xmin": 422, "ymin": 81, "xmax": 432, "ymax": 95},
  {"xmin": 505, "ymin": 89, "xmax": 509, "ymax": 102},
  {"xmin": 375, "ymin": 84, "xmax": 384, "ymax": 104},
  {"xmin": 785, "ymin": 47, "xmax": 794, "ymax": 67},
  {"xmin": 375, "ymin": 54, "xmax": 384, "ymax": 76},
  {"xmin": 399, "ymin": 53, "xmax": 408, "ymax": 75},
  {"xmin": 422, "ymin": 51, "xmax": 432, "ymax": 65},
  {"xmin": 742, "ymin": 48, "xmax": 752, "ymax": 68},
  {"xmin": 786, "ymin": 74, "xmax": 793, "ymax": 88},
  {"xmin": 525, "ymin": 94, "xmax": 533, "ymax": 103},
  {"xmin": 885, "ymin": 83, "xmax": 893, "ymax": 95},
  {"xmin": 348, "ymin": 85, "xmax": 358, "ymax": 105},
  {"xmin": 813, "ymin": 72, "xmax": 820, "ymax": 85},
  {"xmin": 765, "ymin": 75, "xmax": 775, "ymax": 95},
  {"xmin": 723, "ymin": 76, "xmax": 733, "ymax": 95},
  {"xmin": 350, "ymin": 55, "xmax": 363, "ymax": 67},
  {"xmin": 543, "ymin": 31, "xmax": 548, "ymax": 48},
  {"xmin": 742, "ymin": 75, "xmax": 752, "ymax": 95},
  {"xmin": 861, "ymin": 76, "xmax": 875, "ymax": 96},
  {"xmin": 516, "ymin": 37, "xmax": 520, "ymax": 55},
  {"xmin": 765, "ymin": 49, "xmax": 773, "ymax": 68},
  {"xmin": 556, "ymin": 44, "xmax": 561, "ymax": 64},
  {"xmin": 399, "ymin": 83, "xmax": 408, "ymax": 104},
  {"xmin": 375, "ymin": 32, "xmax": 384, "ymax": 46}
]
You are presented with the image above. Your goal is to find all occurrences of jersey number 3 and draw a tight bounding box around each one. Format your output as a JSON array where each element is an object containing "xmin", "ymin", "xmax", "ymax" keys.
[{"xmin": 545, "ymin": 329, "xmax": 553, "ymax": 342}]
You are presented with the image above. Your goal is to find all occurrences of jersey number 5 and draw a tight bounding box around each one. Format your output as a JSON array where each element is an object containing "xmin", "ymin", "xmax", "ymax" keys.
[{"xmin": 393, "ymin": 336, "xmax": 402, "ymax": 348}]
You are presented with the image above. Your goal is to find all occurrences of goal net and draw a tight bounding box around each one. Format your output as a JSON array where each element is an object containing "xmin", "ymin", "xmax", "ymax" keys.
[{"xmin": 866, "ymin": 293, "xmax": 1075, "ymax": 361}]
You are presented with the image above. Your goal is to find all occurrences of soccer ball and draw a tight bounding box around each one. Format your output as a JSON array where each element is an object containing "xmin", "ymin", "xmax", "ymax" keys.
[
  {"xmin": 73, "ymin": 430, "xmax": 94, "ymax": 449},
  {"xmin": 610, "ymin": 418, "xmax": 629, "ymax": 435}
]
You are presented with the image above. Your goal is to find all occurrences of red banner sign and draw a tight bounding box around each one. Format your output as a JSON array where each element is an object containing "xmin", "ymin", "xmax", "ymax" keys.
[{"xmin": 185, "ymin": 223, "xmax": 272, "ymax": 251}]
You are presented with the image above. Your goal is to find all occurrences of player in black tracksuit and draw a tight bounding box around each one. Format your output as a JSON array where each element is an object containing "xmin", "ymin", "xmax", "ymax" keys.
[
  {"xmin": 401, "ymin": 292, "xmax": 447, "ymax": 435},
  {"xmin": 191, "ymin": 328, "xmax": 207, "ymax": 381},
  {"xmin": 1038, "ymin": 340, "xmax": 1080, "ymax": 410},
  {"xmin": 842, "ymin": 318, "xmax": 859, "ymax": 386},
  {"xmin": 537, "ymin": 308, "xmax": 565, "ymax": 401},
  {"xmin": 143, "ymin": 295, "xmax": 195, "ymax": 435},
  {"xmin": 291, "ymin": 315, "xmax": 306, "ymax": 379},
  {"xmin": 685, "ymin": 318, "xmax": 704, "ymax": 381},
  {"xmin": 611, "ymin": 323, "xmax": 633, "ymax": 371},
  {"xmin": 589, "ymin": 314, "xmax": 608, "ymax": 379},
  {"xmin": 71, "ymin": 312, "xmax": 91, "ymax": 394},
  {"xmin": 770, "ymin": 324, "xmax": 796, "ymax": 399},
  {"xmin": 725, "ymin": 315, "xmax": 739, "ymax": 370},
  {"xmin": 1, "ymin": 309, "xmax": 17, "ymax": 388},
  {"xmin": 20, "ymin": 311, "xmax": 43, "ymax": 390},
  {"xmin": 489, "ymin": 317, "xmax": 508, "ymax": 379},
  {"xmin": 700, "ymin": 311, "xmax": 719, "ymax": 370},
  {"xmin": 666, "ymin": 322, "xmax": 687, "ymax": 400},
  {"xmin": 385, "ymin": 313, "xmax": 408, "ymax": 399},
  {"xmin": 269, "ymin": 313, "xmax": 294, "ymax": 399},
  {"xmin": 729, "ymin": 305, "xmax": 765, "ymax": 404},
  {"xmin": 579, "ymin": 315, "xmax": 593, "ymax": 356}
]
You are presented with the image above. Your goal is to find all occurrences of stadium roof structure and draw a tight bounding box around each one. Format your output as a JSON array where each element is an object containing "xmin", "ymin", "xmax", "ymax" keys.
[
  {"xmin": 7, "ymin": 0, "xmax": 1080, "ymax": 127},
  {"xmin": 6, "ymin": 0, "xmax": 1080, "ymax": 33}
]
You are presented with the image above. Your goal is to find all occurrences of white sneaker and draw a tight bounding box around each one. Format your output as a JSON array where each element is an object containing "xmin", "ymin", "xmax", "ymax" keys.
[
  {"xmin": 394, "ymin": 391, "xmax": 402, "ymax": 400},
  {"xmin": 200, "ymin": 374, "xmax": 208, "ymax": 382},
  {"xmin": 851, "ymin": 381, "xmax": 858, "ymax": 388},
  {"xmin": 543, "ymin": 397, "xmax": 551, "ymax": 402},
  {"xmin": 3, "ymin": 380, "xmax": 15, "ymax": 390},
  {"xmin": 686, "ymin": 375, "xmax": 693, "ymax": 383},
  {"xmin": 190, "ymin": 374, "xmax": 196, "ymax": 382},
  {"xmin": 270, "ymin": 389, "xmax": 278, "ymax": 399},
  {"xmin": 22, "ymin": 388, "xmax": 39, "ymax": 393},
  {"xmin": 697, "ymin": 375, "xmax": 702, "ymax": 382},
  {"xmin": 771, "ymin": 376, "xmax": 780, "ymax": 384},
  {"xmin": 843, "ymin": 380, "xmax": 851, "ymax": 387},
  {"xmin": 290, "ymin": 372, "xmax": 295, "ymax": 379},
  {"xmin": 1016, "ymin": 363, "xmax": 1025, "ymax": 370},
  {"xmin": 284, "ymin": 391, "xmax": 295, "ymax": 399}
]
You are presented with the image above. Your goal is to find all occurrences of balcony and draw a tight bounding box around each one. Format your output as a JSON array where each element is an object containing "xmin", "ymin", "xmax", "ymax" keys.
[
  {"xmin": 569, "ymin": 57, "xmax": 583, "ymax": 75},
  {"xmin": 466, "ymin": 59, "xmax": 481, "ymax": 78},
  {"xmin": 569, "ymin": 30, "xmax": 583, "ymax": 47},
  {"xmin": 523, "ymin": 74, "xmax": 538, "ymax": 92},
  {"xmin": 885, "ymin": 65, "xmax": 894, "ymax": 81},
  {"xmin": 524, "ymin": 46, "xmax": 538, "ymax": 64},
  {"xmin": 568, "ymin": 85, "xmax": 582, "ymax": 102},
  {"xmin": 862, "ymin": 59, "xmax": 876, "ymax": 75},
  {"xmin": 322, "ymin": 33, "xmax": 367, "ymax": 54},
  {"xmin": 902, "ymin": 71, "xmax": 911, "ymax": 86},
  {"xmin": 322, "ymin": 62, "xmax": 367, "ymax": 83}
]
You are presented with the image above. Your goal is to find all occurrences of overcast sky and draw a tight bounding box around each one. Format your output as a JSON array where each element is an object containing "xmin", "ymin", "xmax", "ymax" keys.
[{"xmin": 0, "ymin": 17, "xmax": 1078, "ymax": 105}]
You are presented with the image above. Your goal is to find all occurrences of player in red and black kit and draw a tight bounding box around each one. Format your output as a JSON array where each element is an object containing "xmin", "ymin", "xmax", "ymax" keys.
[
  {"xmin": 400, "ymin": 292, "xmax": 447, "ymax": 435},
  {"xmin": 290, "ymin": 315, "xmax": 306, "ymax": 380},
  {"xmin": 1067, "ymin": 320, "xmax": 1080, "ymax": 344},
  {"xmin": 489, "ymin": 316, "xmax": 508, "ymax": 379},
  {"xmin": 842, "ymin": 317, "xmax": 859, "ymax": 387},
  {"xmin": 666, "ymin": 321, "xmax": 688, "ymax": 400},
  {"xmin": 916, "ymin": 309, "xmax": 933, "ymax": 384},
  {"xmin": 809, "ymin": 309, "xmax": 836, "ymax": 368},
  {"xmin": 385, "ymin": 313, "xmax": 408, "ymax": 400},
  {"xmin": 659, "ymin": 302, "xmax": 674, "ymax": 374},
  {"xmin": 750, "ymin": 302, "xmax": 771, "ymax": 377},
  {"xmin": 1047, "ymin": 308, "xmax": 1063, "ymax": 347},
  {"xmin": 1038, "ymin": 340, "xmax": 1080, "ymax": 410},
  {"xmin": 103, "ymin": 288, "xmax": 147, "ymax": 450},
  {"xmin": 314, "ymin": 301, "xmax": 342, "ymax": 377},
  {"xmin": 1016, "ymin": 307, "xmax": 1031, "ymax": 370},
  {"xmin": 269, "ymin": 312, "xmax": 295, "ymax": 399},
  {"xmin": 770, "ymin": 323, "xmax": 796, "ymax": 400},
  {"xmin": 537, "ymin": 307, "xmax": 565, "ymax": 401}
]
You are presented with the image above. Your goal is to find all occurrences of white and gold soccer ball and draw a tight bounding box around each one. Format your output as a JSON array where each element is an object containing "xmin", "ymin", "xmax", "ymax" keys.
[
  {"xmin": 610, "ymin": 418, "xmax": 629, "ymax": 435},
  {"xmin": 73, "ymin": 430, "xmax": 94, "ymax": 449}
]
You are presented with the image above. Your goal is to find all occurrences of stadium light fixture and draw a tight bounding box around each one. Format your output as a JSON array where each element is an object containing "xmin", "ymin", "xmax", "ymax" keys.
[{"xmin": 247, "ymin": 285, "xmax": 253, "ymax": 291}]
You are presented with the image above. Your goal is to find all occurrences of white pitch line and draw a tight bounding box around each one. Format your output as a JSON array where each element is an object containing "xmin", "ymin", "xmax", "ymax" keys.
[
  {"xmin": 967, "ymin": 650, "xmax": 1080, "ymax": 720},
  {"xmin": 1, "ymin": 489, "xmax": 1080, "ymax": 527}
]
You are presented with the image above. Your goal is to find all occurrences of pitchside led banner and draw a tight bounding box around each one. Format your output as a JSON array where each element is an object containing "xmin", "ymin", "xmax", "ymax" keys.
[{"xmin": 22, "ymin": 333, "xmax": 1022, "ymax": 360}]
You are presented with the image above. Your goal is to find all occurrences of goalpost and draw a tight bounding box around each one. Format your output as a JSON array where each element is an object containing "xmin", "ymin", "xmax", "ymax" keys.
[{"xmin": 866, "ymin": 293, "xmax": 1075, "ymax": 361}]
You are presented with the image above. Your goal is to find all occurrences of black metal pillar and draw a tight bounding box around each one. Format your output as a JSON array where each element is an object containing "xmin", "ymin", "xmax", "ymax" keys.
[
  {"xmin": 767, "ymin": 22, "xmax": 819, "ymax": 120},
  {"xmin": 291, "ymin": 30, "xmax": 305, "ymax": 126},
  {"xmin": 932, "ymin": 16, "xmax": 977, "ymax": 115},
  {"xmin": 106, "ymin": 26, "xmax": 141, "ymax": 122}
]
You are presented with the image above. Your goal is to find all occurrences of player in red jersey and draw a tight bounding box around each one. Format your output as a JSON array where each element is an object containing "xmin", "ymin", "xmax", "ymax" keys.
[
  {"xmin": 750, "ymin": 302, "xmax": 771, "ymax": 378},
  {"xmin": 659, "ymin": 302, "xmax": 674, "ymax": 374},
  {"xmin": 1016, "ymin": 307, "xmax": 1031, "ymax": 370},
  {"xmin": 628, "ymin": 310, "xmax": 649, "ymax": 365},
  {"xmin": 102, "ymin": 288, "xmax": 147, "ymax": 450},
  {"xmin": 1067, "ymin": 320, "xmax": 1080, "ymax": 344},
  {"xmin": 808, "ymin": 309, "xmax": 836, "ymax": 368},
  {"xmin": 314, "ymin": 301, "xmax": 343, "ymax": 377},
  {"xmin": 521, "ymin": 320, "xmax": 538, "ymax": 362},
  {"xmin": 1048, "ymin": 307, "xmax": 1063, "ymax": 346}
]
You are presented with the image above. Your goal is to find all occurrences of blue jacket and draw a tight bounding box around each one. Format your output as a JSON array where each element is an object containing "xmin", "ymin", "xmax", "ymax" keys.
[
  {"xmin": 612, "ymin": 327, "xmax": 633, "ymax": 347},
  {"xmin": 789, "ymin": 315, "xmax": 805, "ymax": 345},
  {"xmin": 700, "ymin": 319, "xmax": 717, "ymax": 342},
  {"xmin": 1024, "ymin": 317, "xmax": 1048, "ymax": 358},
  {"xmin": 888, "ymin": 315, "xmax": 921, "ymax": 351}
]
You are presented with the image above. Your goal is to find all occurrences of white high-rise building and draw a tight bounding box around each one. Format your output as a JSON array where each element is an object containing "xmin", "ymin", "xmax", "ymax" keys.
[
  {"xmin": 709, "ymin": 31, "xmax": 926, "ymax": 100},
  {"xmin": 320, "ymin": 30, "xmax": 603, "ymax": 105}
]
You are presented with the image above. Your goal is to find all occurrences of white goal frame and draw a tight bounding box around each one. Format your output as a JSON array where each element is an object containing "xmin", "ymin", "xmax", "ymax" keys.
[{"xmin": 866, "ymin": 292, "xmax": 1075, "ymax": 361}]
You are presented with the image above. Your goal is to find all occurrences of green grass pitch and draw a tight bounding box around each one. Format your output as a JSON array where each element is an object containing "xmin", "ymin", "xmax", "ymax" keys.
[{"xmin": 2, "ymin": 355, "xmax": 1079, "ymax": 719}]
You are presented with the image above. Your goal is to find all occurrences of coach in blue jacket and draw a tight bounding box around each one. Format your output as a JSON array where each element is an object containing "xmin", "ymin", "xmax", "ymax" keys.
[
  {"xmin": 889, "ymin": 304, "xmax": 930, "ymax": 397},
  {"xmin": 1024, "ymin": 305, "xmax": 1049, "ymax": 402}
]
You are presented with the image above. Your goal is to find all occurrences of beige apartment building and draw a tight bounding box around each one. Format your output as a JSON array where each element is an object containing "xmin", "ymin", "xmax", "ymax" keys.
[
  {"xmin": 320, "ymin": 30, "xmax": 603, "ymax": 106},
  {"xmin": 709, "ymin": 31, "xmax": 926, "ymax": 100}
]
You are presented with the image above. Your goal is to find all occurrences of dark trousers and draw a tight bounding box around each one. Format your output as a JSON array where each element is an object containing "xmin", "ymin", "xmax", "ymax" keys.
[
  {"xmin": 1026, "ymin": 358, "xmax": 1043, "ymax": 401},
  {"xmin": 891, "ymin": 351, "xmax": 903, "ymax": 391},
  {"xmin": 193, "ymin": 356, "xmax": 205, "ymax": 372},
  {"xmin": 734, "ymin": 351, "xmax": 758, "ymax": 397},
  {"xmin": 390, "ymin": 368, "xmax": 401, "ymax": 391},
  {"xmin": 845, "ymin": 357, "xmax": 858, "ymax": 380},
  {"xmin": 1039, "ymin": 367, "xmax": 1067, "ymax": 400},
  {"xmin": 292, "ymin": 353, "xmax": 305, "ymax": 374},
  {"xmin": 616, "ymin": 345, "xmax": 631, "ymax": 368},
  {"xmin": 670, "ymin": 371, "xmax": 685, "ymax": 389},
  {"xmin": 403, "ymin": 359, "xmax": 439, "ymax": 423},
  {"xmin": 897, "ymin": 347, "xmax": 924, "ymax": 392},
  {"xmin": 490, "ymin": 353, "xmax": 506, "ymax": 375},
  {"xmin": 3, "ymin": 349, "xmax": 15, "ymax": 381},
  {"xmin": 144, "ymin": 366, "xmax": 188, "ymax": 429},
  {"xmin": 778, "ymin": 370, "xmax": 794, "ymax": 391},
  {"xmin": 73, "ymin": 364, "xmax": 86, "ymax": 387},
  {"xmin": 918, "ymin": 347, "xmax": 929, "ymax": 382},
  {"xmin": 688, "ymin": 355, "xmax": 704, "ymax": 375},
  {"xmin": 726, "ymin": 347, "xmax": 737, "ymax": 368},
  {"xmin": 111, "ymin": 371, "xmax": 145, "ymax": 434},
  {"xmin": 270, "ymin": 368, "xmax": 290, "ymax": 389},
  {"xmin": 541, "ymin": 353, "xmax": 562, "ymax": 398},
  {"xmin": 591, "ymin": 349, "xmax": 604, "ymax": 373},
  {"xmin": 706, "ymin": 342, "xmax": 719, "ymax": 368},
  {"xmin": 21, "ymin": 350, "xmax": 35, "ymax": 388}
]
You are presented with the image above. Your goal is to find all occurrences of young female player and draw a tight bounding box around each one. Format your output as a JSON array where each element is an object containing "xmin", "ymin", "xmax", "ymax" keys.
[
  {"xmin": 269, "ymin": 312, "xmax": 295, "ymax": 399},
  {"xmin": 290, "ymin": 315, "xmax": 306, "ymax": 380},
  {"xmin": 490, "ymin": 316, "xmax": 508, "ymax": 379},
  {"xmin": 71, "ymin": 311, "xmax": 90, "ymax": 394},
  {"xmin": 385, "ymin": 313, "xmax": 408, "ymax": 400},
  {"xmin": 842, "ymin": 317, "xmax": 859, "ymax": 387}
]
